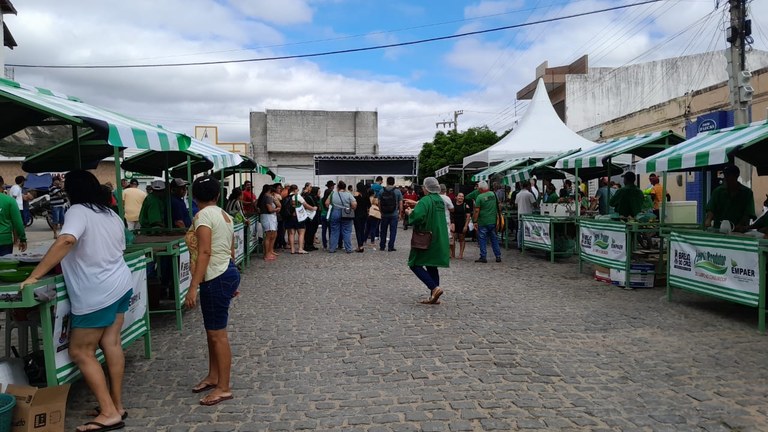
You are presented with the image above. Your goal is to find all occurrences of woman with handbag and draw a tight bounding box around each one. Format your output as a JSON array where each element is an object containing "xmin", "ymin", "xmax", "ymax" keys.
[
  {"xmin": 405, "ymin": 177, "xmax": 449, "ymax": 305},
  {"xmin": 184, "ymin": 175, "xmax": 241, "ymax": 407},
  {"xmin": 365, "ymin": 189, "xmax": 381, "ymax": 248},
  {"xmin": 325, "ymin": 180, "xmax": 356, "ymax": 253},
  {"xmin": 285, "ymin": 184, "xmax": 316, "ymax": 255}
]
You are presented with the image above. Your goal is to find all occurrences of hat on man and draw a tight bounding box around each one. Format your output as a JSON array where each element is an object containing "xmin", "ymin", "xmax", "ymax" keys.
[
  {"xmin": 129, "ymin": 178, "xmax": 139, "ymax": 186},
  {"xmin": 151, "ymin": 180, "xmax": 166, "ymax": 190},
  {"xmin": 325, "ymin": 180, "xmax": 336, "ymax": 188},
  {"xmin": 171, "ymin": 178, "xmax": 189, "ymax": 187},
  {"xmin": 423, "ymin": 177, "xmax": 441, "ymax": 194}
]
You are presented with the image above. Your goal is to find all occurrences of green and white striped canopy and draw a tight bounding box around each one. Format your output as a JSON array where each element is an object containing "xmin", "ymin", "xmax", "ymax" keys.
[
  {"xmin": 0, "ymin": 78, "xmax": 191, "ymax": 151},
  {"xmin": 187, "ymin": 139, "xmax": 243, "ymax": 172},
  {"xmin": 636, "ymin": 120, "xmax": 768, "ymax": 174},
  {"xmin": 471, "ymin": 158, "xmax": 531, "ymax": 182},
  {"xmin": 557, "ymin": 131, "xmax": 682, "ymax": 170},
  {"xmin": 507, "ymin": 149, "xmax": 580, "ymax": 184}
]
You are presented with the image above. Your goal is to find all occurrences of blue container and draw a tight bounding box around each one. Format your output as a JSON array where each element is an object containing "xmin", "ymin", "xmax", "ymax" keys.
[{"xmin": 0, "ymin": 393, "xmax": 17, "ymax": 432}]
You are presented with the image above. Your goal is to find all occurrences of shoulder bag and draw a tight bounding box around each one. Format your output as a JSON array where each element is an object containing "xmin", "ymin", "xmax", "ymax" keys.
[
  {"xmin": 411, "ymin": 197, "xmax": 435, "ymax": 250},
  {"xmin": 340, "ymin": 193, "xmax": 355, "ymax": 219}
]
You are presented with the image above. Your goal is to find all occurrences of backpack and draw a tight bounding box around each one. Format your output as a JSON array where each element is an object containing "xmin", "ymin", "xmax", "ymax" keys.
[
  {"xmin": 380, "ymin": 188, "xmax": 397, "ymax": 214},
  {"xmin": 281, "ymin": 195, "xmax": 295, "ymax": 219}
]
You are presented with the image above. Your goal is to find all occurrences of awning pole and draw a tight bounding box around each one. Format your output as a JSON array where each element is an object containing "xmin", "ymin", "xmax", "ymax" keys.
[
  {"xmin": 165, "ymin": 153, "xmax": 172, "ymax": 228},
  {"xmin": 73, "ymin": 126, "xmax": 82, "ymax": 169},
  {"xmin": 187, "ymin": 154, "xmax": 193, "ymax": 222},
  {"xmin": 114, "ymin": 146, "xmax": 124, "ymax": 219}
]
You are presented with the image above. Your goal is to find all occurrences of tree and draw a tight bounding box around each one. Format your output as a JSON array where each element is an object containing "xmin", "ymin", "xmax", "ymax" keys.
[{"xmin": 417, "ymin": 126, "xmax": 506, "ymax": 185}]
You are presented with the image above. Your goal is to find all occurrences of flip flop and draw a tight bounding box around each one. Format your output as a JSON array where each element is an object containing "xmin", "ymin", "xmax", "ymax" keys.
[
  {"xmin": 429, "ymin": 288, "xmax": 444, "ymax": 304},
  {"xmin": 89, "ymin": 407, "xmax": 128, "ymax": 420},
  {"xmin": 76, "ymin": 421, "xmax": 125, "ymax": 432},
  {"xmin": 200, "ymin": 394, "xmax": 234, "ymax": 406},
  {"xmin": 192, "ymin": 383, "xmax": 217, "ymax": 393}
]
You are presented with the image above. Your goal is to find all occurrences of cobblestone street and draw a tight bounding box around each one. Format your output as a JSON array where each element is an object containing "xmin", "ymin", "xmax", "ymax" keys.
[{"xmin": 63, "ymin": 228, "xmax": 768, "ymax": 431}]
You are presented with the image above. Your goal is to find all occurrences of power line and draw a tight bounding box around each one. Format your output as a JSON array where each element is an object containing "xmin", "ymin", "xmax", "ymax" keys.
[{"xmin": 8, "ymin": 0, "xmax": 665, "ymax": 69}]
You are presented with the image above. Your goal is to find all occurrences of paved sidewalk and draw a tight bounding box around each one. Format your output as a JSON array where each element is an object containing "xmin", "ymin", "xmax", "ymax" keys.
[{"xmin": 61, "ymin": 228, "xmax": 768, "ymax": 431}]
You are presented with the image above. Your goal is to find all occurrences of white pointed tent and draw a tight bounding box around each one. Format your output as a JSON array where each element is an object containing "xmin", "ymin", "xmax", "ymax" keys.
[{"xmin": 463, "ymin": 78, "xmax": 596, "ymax": 169}]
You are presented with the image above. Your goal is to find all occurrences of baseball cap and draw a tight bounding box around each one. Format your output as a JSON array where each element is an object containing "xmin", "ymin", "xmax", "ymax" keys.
[
  {"xmin": 151, "ymin": 180, "xmax": 166, "ymax": 190},
  {"xmin": 326, "ymin": 180, "xmax": 336, "ymax": 188},
  {"xmin": 171, "ymin": 178, "xmax": 189, "ymax": 187}
]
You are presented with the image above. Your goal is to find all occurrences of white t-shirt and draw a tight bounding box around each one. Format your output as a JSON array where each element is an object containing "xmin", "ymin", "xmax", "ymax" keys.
[
  {"xmin": 440, "ymin": 195, "xmax": 454, "ymax": 225},
  {"xmin": 292, "ymin": 193, "xmax": 306, "ymax": 207},
  {"xmin": 60, "ymin": 205, "xmax": 133, "ymax": 315},
  {"xmin": 515, "ymin": 189, "xmax": 537, "ymax": 215},
  {"xmin": 195, "ymin": 206, "xmax": 234, "ymax": 281},
  {"xmin": 9, "ymin": 185, "xmax": 23, "ymax": 210}
]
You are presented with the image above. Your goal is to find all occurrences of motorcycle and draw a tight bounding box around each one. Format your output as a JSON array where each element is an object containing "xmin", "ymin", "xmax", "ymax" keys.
[{"xmin": 26, "ymin": 194, "xmax": 55, "ymax": 230}]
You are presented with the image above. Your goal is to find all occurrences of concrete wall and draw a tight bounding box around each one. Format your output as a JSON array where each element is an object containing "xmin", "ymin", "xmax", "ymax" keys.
[
  {"xmin": 566, "ymin": 50, "xmax": 768, "ymax": 132},
  {"xmin": 249, "ymin": 109, "xmax": 378, "ymax": 186}
]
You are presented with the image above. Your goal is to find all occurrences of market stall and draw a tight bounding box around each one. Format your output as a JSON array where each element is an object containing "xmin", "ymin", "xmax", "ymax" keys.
[
  {"xmin": 0, "ymin": 248, "xmax": 152, "ymax": 387},
  {"xmin": 121, "ymin": 139, "xmax": 243, "ymax": 328},
  {"xmin": 555, "ymin": 131, "xmax": 686, "ymax": 288},
  {"xmin": 635, "ymin": 119, "xmax": 768, "ymax": 332},
  {"xmin": 470, "ymin": 158, "xmax": 533, "ymax": 182},
  {"xmin": 506, "ymin": 149, "xmax": 581, "ymax": 259}
]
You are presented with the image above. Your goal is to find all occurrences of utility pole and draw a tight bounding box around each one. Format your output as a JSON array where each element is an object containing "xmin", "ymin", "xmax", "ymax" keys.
[
  {"xmin": 725, "ymin": 0, "xmax": 753, "ymax": 184},
  {"xmin": 436, "ymin": 110, "xmax": 464, "ymax": 132}
]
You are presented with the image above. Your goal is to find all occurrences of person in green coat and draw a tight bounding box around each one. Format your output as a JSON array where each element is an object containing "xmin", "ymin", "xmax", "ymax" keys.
[{"xmin": 406, "ymin": 177, "xmax": 449, "ymax": 305}]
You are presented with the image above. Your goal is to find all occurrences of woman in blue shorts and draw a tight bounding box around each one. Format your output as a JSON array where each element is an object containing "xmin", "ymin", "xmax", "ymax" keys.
[
  {"xmin": 21, "ymin": 170, "xmax": 132, "ymax": 432},
  {"xmin": 184, "ymin": 176, "xmax": 241, "ymax": 406}
]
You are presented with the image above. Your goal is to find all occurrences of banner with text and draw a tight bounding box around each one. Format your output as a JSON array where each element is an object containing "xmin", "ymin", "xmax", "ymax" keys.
[
  {"xmin": 235, "ymin": 223, "xmax": 246, "ymax": 264},
  {"xmin": 669, "ymin": 231, "xmax": 760, "ymax": 305},
  {"xmin": 579, "ymin": 220, "xmax": 627, "ymax": 268},
  {"xmin": 523, "ymin": 216, "xmax": 551, "ymax": 249}
]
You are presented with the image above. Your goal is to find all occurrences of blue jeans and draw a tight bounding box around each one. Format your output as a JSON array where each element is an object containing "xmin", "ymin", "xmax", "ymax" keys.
[
  {"xmin": 410, "ymin": 266, "xmax": 440, "ymax": 291},
  {"xmin": 51, "ymin": 206, "xmax": 66, "ymax": 225},
  {"xmin": 365, "ymin": 218, "xmax": 380, "ymax": 243},
  {"xmin": 199, "ymin": 261, "xmax": 241, "ymax": 331},
  {"xmin": 379, "ymin": 214, "xmax": 398, "ymax": 250},
  {"xmin": 477, "ymin": 224, "xmax": 501, "ymax": 259},
  {"xmin": 329, "ymin": 209, "xmax": 353, "ymax": 252},
  {"xmin": 321, "ymin": 218, "xmax": 329, "ymax": 248}
]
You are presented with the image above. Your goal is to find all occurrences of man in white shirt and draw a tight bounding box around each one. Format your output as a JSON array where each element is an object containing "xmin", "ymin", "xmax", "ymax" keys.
[
  {"xmin": 9, "ymin": 176, "xmax": 25, "ymax": 223},
  {"xmin": 123, "ymin": 179, "xmax": 147, "ymax": 230},
  {"xmin": 514, "ymin": 181, "xmax": 537, "ymax": 251}
]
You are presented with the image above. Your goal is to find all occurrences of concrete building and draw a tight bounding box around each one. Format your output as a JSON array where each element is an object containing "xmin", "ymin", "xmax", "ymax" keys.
[{"xmin": 250, "ymin": 109, "xmax": 378, "ymax": 186}]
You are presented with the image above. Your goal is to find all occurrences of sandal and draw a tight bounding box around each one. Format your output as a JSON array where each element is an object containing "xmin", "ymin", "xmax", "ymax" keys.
[
  {"xmin": 200, "ymin": 394, "xmax": 233, "ymax": 406},
  {"xmin": 192, "ymin": 382, "xmax": 217, "ymax": 393},
  {"xmin": 76, "ymin": 421, "xmax": 125, "ymax": 432}
]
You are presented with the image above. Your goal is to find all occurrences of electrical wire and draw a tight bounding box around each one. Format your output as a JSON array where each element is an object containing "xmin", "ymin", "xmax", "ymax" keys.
[{"xmin": 7, "ymin": 0, "xmax": 664, "ymax": 69}]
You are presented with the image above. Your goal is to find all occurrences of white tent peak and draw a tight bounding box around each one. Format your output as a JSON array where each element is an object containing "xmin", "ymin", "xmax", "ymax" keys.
[{"xmin": 463, "ymin": 78, "xmax": 595, "ymax": 168}]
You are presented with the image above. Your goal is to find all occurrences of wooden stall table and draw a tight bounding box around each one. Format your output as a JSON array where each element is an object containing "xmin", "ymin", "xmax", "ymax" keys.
[
  {"xmin": 0, "ymin": 249, "xmax": 152, "ymax": 386},
  {"xmin": 126, "ymin": 234, "xmax": 189, "ymax": 331}
]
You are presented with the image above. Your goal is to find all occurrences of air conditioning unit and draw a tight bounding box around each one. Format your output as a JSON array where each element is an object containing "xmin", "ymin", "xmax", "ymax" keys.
[{"xmin": 740, "ymin": 85, "xmax": 754, "ymax": 101}]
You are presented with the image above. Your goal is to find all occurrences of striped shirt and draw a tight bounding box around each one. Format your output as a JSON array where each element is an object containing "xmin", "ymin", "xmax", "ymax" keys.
[{"xmin": 49, "ymin": 186, "xmax": 67, "ymax": 207}]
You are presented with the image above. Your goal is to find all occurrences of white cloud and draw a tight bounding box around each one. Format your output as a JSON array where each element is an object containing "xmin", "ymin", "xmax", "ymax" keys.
[
  {"xmin": 464, "ymin": 0, "xmax": 525, "ymax": 19},
  {"xmin": 228, "ymin": 0, "xmax": 314, "ymax": 25}
]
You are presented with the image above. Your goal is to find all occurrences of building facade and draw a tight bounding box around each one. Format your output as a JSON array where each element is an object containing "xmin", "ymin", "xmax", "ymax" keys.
[{"xmin": 250, "ymin": 109, "xmax": 378, "ymax": 186}]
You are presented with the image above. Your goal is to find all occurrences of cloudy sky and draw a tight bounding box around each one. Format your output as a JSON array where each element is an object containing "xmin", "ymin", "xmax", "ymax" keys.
[{"xmin": 4, "ymin": 0, "xmax": 768, "ymax": 154}]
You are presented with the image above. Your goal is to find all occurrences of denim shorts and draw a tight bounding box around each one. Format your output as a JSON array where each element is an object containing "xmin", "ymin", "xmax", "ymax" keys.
[
  {"xmin": 51, "ymin": 206, "xmax": 66, "ymax": 225},
  {"xmin": 199, "ymin": 261, "xmax": 241, "ymax": 331},
  {"xmin": 71, "ymin": 289, "xmax": 133, "ymax": 329}
]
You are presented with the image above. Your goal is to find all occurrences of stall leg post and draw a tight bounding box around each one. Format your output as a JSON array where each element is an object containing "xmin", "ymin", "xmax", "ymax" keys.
[
  {"xmin": 666, "ymin": 236, "xmax": 673, "ymax": 302},
  {"xmin": 114, "ymin": 147, "xmax": 125, "ymax": 219},
  {"xmin": 759, "ymin": 249, "xmax": 766, "ymax": 334},
  {"xmin": 40, "ymin": 302, "xmax": 59, "ymax": 386},
  {"xmin": 550, "ymin": 219, "xmax": 555, "ymax": 263},
  {"xmin": 172, "ymin": 251, "xmax": 183, "ymax": 331},
  {"xmin": 625, "ymin": 228, "xmax": 632, "ymax": 289}
]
